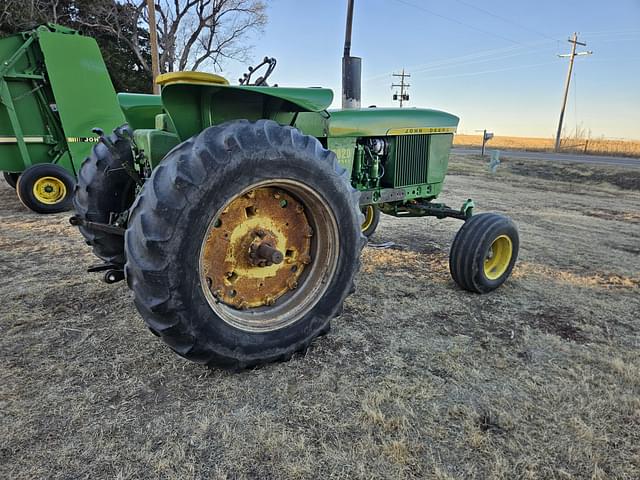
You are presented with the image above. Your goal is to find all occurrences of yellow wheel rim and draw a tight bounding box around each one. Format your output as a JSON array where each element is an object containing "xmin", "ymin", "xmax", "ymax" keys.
[
  {"xmin": 198, "ymin": 180, "xmax": 340, "ymax": 333},
  {"xmin": 483, "ymin": 234, "xmax": 513, "ymax": 280},
  {"xmin": 361, "ymin": 205, "xmax": 375, "ymax": 232},
  {"xmin": 32, "ymin": 176, "xmax": 67, "ymax": 205}
]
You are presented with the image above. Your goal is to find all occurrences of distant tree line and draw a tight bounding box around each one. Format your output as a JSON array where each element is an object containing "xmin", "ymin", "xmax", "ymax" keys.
[{"xmin": 0, "ymin": 0, "xmax": 267, "ymax": 93}]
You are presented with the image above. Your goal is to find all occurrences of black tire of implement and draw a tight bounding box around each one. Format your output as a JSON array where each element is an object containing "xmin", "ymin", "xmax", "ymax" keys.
[
  {"xmin": 125, "ymin": 119, "xmax": 366, "ymax": 369},
  {"xmin": 73, "ymin": 125, "xmax": 136, "ymax": 266},
  {"xmin": 3, "ymin": 171, "xmax": 20, "ymax": 189},
  {"xmin": 361, "ymin": 205, "xmax": 381, "ymax": 238},
  {"xmin": 449, "ymin": 212, "xmax": 519, "ymax": 293},
  {"xmin": 16, "ymin": 163, "xmax": 76, "ymax": 214}
]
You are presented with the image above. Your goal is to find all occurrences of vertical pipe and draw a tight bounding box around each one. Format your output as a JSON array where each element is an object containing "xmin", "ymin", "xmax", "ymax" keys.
[
  {"xmin": 481, "ymin": 129, "xmax": 486, "ymax": 157},
  {"xmin": 342, "ymin": 0, "xmax": 361, "ymax": 109},
  {"xmin": 147, "ymin": 0, "xmax": 161, "ymax": 94},
  {"xmin": 344, "ymin": 0, "xmax": 354, "ymax": 57}
]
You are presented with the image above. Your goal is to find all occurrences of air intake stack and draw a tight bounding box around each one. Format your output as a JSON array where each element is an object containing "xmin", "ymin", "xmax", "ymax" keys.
[{"xmin": 342, "ymin": 0, "xmax": 361, "ymax": 109}]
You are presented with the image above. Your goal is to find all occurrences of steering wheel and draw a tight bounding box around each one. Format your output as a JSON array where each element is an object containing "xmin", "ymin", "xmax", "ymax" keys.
[{"xmin": 239, "ymin": 57, "xmax": 277, "ymax": 86}]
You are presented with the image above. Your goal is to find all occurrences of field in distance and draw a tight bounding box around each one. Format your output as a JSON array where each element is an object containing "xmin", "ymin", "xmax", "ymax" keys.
[{"xmin": 454, "ymin": 134, "xmax": 640, "ymax": 158}]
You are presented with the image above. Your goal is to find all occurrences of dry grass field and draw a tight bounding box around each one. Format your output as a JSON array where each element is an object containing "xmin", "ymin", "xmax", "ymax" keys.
[
  {"xmin": 454, "ymin": 134, "xmax": 640, "ymax": 158},
  {"xmin": 1, "ymin": 153, "xmax": 640, "ymax": 479}
]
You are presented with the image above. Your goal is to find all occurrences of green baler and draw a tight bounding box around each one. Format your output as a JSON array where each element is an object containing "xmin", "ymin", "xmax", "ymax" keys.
[{"xmin": 0, "ymin": 24, "xmax": 159, "ymax": 213}]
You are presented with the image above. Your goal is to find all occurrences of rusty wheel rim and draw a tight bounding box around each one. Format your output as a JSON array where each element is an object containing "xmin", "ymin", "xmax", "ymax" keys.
[{"xmin": 199, "ymin": 179, "xmax": 340, "ymax": 332}]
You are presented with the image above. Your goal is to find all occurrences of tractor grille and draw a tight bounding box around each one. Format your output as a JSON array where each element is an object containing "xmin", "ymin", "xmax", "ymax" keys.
[{"xmin": 393, "ymin": 134, "xmax": 429, "ymax": 187}]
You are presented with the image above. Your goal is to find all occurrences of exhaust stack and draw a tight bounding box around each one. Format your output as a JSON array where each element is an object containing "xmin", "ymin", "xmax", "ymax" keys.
[{"xmin": 342, "ymin": 0, "xmax": 361, "ymax": 109}]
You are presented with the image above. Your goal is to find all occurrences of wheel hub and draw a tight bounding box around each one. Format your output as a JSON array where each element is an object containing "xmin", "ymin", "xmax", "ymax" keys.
[
  {"xmin": 32, "ymin": 176, "xmax": 66, "ymax": 204},
  {"xmin": 248, "ymin": 231, "xmax": 284, "ymax": 267},
  {"xmin": 484, "ymin": 234, "xmax": 513, "ymax": 280},
  {"xmin": 200, "ymin": 187, "xmax": 312, "ymax": 309}
]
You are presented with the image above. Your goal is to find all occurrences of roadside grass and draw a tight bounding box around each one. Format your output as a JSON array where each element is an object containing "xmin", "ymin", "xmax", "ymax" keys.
[
  {"xmin": 454, "ymin": 134, "xmax": 640, "ymax": 158},
  {"xmin": 1, "ymin": 153, "xmax": 639, "ymax": 479}
]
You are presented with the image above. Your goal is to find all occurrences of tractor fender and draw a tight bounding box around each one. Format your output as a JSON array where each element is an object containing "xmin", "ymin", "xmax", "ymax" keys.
[{"xmin": 160, "ymin": 83, "xmax": 333, "ymax": 141}]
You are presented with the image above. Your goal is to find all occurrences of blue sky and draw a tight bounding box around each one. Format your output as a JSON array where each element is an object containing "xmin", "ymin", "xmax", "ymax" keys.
[{"xmin": 227, "ymin": 0, "xmax": 640, "ymax": 140}]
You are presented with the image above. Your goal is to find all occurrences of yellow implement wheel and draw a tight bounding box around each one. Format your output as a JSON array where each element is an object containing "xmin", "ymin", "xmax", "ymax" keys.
[
  {"xmin": 32, "ymin": 176, "xmax": 67, "ymax": 205},
  {"xmin": 483, "ymin": 235, "xmax": 513, "ymax": 280},
  {"xmin": 16, "ymin": 164, "xmax": 75, "ymax": 214}
]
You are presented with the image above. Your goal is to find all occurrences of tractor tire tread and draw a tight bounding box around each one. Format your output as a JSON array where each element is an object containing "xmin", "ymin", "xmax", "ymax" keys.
[
  {"xmin": 449, "ymin": 212, "xmax": 519, "ymax": 293},
  {"xmin": 73, "ymin": 125, "xmax": 135, "ymax": 266},
  {"xmin": 125, "ymin": 119, "xmax": 365, "ymax": 370}
]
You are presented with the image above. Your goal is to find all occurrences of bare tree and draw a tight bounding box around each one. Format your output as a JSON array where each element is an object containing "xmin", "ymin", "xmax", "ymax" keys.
[
  {"xmin": 154, "ymin": 0, "xmax": 267, "ymax": 72},
  {"xmin": 0, "ymin": 0, "xmax": 152, "ymax": 92},
  {"xmin": 74, "ymin": 0, "xmax": 267, "ymax": 74},
  {"xmin": 0, "ymin": 0, "xmax": 73, "ymax": 33}
]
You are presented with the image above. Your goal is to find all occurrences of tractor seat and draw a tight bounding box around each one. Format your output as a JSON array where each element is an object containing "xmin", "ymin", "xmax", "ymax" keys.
[{"xmin": 155, "ymin": 71, "xmax": 229, "ymax": 87}]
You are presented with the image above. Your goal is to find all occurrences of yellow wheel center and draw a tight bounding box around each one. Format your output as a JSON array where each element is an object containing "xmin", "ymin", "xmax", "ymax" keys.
[
  {"xmin": 32, "ymin": 176, "xmax": 67, "ymax": 204},
  {"xmin": 483, "ymin": 234, "xmax": 513, "ymax": 280},
  {"xmin": 200, "ymin": 187, "xmax": 312, "ymax": 309},
  {"xmin": 361, "ymin": 205, "xmax": 375, "ymax": 232}
]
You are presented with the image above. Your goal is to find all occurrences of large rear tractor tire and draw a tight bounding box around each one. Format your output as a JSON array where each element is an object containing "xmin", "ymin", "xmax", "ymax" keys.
[
  {"xmin": 73, "ymin": 125, "xmax": 136, "ymax": 266},
  {"xmin": 125, "ymin": 120, "xmax": 365, "ymax": 369},
  {"xmin": 361, "ymin": 204, "xmax": 380, "ymax": 238},
  {"xmin": 3, "ymin": 172, "xmax": 20, "ymax": 189},
  {"xmin": 449, "ymin": 213, "xmax": 519, "ymax": 293},
  {"xmin": 16, "ymin": 164, "xmax": 75, "ymax": 214}
]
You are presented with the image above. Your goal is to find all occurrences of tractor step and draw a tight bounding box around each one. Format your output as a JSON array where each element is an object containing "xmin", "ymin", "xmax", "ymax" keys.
[{"xmin": 69, "ymin": 215, "xmax": 125, "ymax": 236}]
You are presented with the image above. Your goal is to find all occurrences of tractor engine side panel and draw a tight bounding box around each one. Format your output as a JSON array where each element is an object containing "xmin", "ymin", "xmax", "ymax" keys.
[{"xmin": 385, "ymin": 133, "xmax": 454, "ymax": 188}]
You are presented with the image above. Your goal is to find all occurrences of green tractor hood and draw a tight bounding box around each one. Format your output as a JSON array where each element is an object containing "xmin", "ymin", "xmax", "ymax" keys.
[{"xmin": 328, "ymin": 108, "xmax": 459, "ymax": 137}]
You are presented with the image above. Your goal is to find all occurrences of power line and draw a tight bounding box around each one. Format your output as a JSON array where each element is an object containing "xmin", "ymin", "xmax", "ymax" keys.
[
  {"xmin": 389, "ymin": 0, "xmax": 523, "ymax": 45},
  {"xmin": 581, "ymin": 29, "xmax": 640, "ymax": 36},
  {"xmin": 421, "ymin": 56, "xmax": 638, "ymax": 82},
  {"xmin": 409, "ymin": 48, "xmax": 551, "ymax": 76},
  {"xmin": 365, "ymin": 39, "xmax": 556, "ymax": 82},
  {"xmin": 411, "ymin": 60, "xmax": 557, "ymax": 81},
  {"xmin": 453, "ymin": 0, "xmax": 559, "ymax": 41}
]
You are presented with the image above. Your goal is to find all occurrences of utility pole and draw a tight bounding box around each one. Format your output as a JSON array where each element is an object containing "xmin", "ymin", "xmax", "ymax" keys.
[
  {"xmin": 146, "ymin": 0, "xmax": 161, "ymax": 94},
  {"xmin": 555, "ymin": 33, "xmax": 592, "ymax": 152},
  {"xmin": 392, "ymin": 69, "xmax": 410, "ymax": 107}
]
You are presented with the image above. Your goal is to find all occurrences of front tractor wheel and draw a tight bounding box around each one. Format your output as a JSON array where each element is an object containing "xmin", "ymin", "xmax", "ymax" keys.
[
  {"xmin": 125, "ymin": 120, "xmax": 365, "ymax": 369},
  {"xmin": 361, "ymin": 204, "xmax": 380, "ymax": 238},
  {"xmin": 449, "ymin": 213, "xmax": 519, "ymax": 293}
]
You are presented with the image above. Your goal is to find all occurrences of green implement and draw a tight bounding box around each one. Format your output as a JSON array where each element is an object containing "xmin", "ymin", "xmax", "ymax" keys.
[{"xmin": 0, "ymin": 24, "xmax": 158, "ymax": 213}]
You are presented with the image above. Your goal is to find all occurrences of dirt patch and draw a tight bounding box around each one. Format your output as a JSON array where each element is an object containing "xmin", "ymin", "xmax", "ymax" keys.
[
  {"xmin": 523, "ymin": 307, "xmax": 587, "ymax": 343},
  {"xmin": 507, "ymin": 160, "xmax": 640, "ymax": 190},
  {"xmin": 583, "ymin": 208, "xmax": 640, "ymax": 224},
  {"xmin": 454, "ymin": 134, "xmax": 640, "ymax": 158}
]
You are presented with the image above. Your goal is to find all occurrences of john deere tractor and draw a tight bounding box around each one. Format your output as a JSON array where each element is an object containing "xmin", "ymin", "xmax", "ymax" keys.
[
  {"xmin": 71, "ymin": 7, "xmax": 519, "ymax": 370},
  {"xmin": 72, "ymin": 59, "xmax": 518, "ymax": 368}
]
